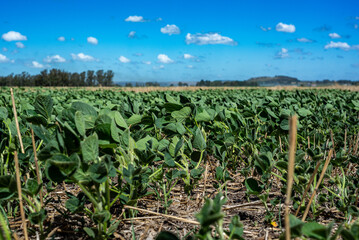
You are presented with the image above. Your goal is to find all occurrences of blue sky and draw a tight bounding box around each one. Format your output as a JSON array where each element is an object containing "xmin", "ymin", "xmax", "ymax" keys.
[{"xmin": 1, "ymin": 0, "xmax": 359, "ymax": 82}]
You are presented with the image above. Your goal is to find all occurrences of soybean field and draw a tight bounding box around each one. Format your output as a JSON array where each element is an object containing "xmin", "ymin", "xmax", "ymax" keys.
[{"xmin": 0, "ymin": 87, "xmax": 359, "ymax": 239}]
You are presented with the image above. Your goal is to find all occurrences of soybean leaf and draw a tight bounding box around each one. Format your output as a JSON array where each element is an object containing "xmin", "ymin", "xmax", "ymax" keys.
[
  {"xmin": 171, "ymin": 107, "xmax": 191, "ymax": 123},
  {"xmin": 81, "ymin": 133, "xmax": 99, "ymax": 163},
  {"xmin": 156, "ymin": 232, "xmax": 180, "ymax": 240},
  {"xmin": 34, "ymin": 95, "xmax": 53, "ymax": 120},
  {"xmin": 193, "ymin": 128, "xmax": 206, "ymax": 151},
  {"xmin": 114, "ymin": 112, "xmax": 128, "ymax": 129},
  {"xmin": 75, "ymin": 111, "xmax": 86, "ymax": 136},
  {"xmin": 28, "ymin": 209, "xmax": 47, "ymax": 225}
]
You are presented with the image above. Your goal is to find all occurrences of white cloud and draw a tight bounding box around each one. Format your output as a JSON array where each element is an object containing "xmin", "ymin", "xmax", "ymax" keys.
[
  {"xmin": 156, "ymin": 17, "xmax": 163, "ymax": 22},
  {"xmin": 276, "ymin": 22, "xmax": 296, "ymax": 33},
  {"xmin": 125, "ymin": 16, "xmax": 145, "ymax": 22},
  {"xmin": 1, "ymin": 31, "xmax": 27, "ymax": 41},
  {"xmin": 329, "ymin": 33, "xmax": 341, "ymax": 39},
  {"xmin": 275, "ymin": 48, "xmax": 289, "ymax": 58},
  {"xmin": 185, "ymin": 33, "xmax": 237, "ymax": 45},
  {"xmin": 44, "ymin": 55, "xmax": 66, "ymax": 63},
  {"xmin": 184, "ymin": 53, "xmax": 194, "ymax": 59},
  {"xmin": 0, "ymin": 54, "xmax": 9, "ymax": 63},
  {"xmin": 161, "ymin": 24, "xmax": 180, "ymax": 35},
  {"xmin": 15, "ymin": 42, "xmax": 25, "ymax": 48},
  {"xmin": 119, "ymin": 56, "xmax": 130, "ymax": 63},
  {"xmin": 71, "ymin": 53, "xmax": 96, "ymax": 61},
  {"xmin": 87, "ymin": 36, "xmax": 98, "ymax": 45},
  {"xmin": 31, "ymin": 61, "xmax": 44, "ymax": 68},
  {"xmin": 260, "ymin": 26, "xmax": 272, "ymax": 32},
  {"xmin": 157, "ymin": 54, "xmax": 174, "ymax": 63},
  {"xmin": 355, "ymin": 24, "xmax": 358, "ymax": 29},
  {"xmin": 297, "ymin": 38, "xmax": 313, "ymax": 43},
  {"xmin": 2, "ymin": 48, "xmax": 8, "ymax": 52},
  {"xmin": 350, "ymin": 45, "xmax": 359, "ymax": 50},
  {"xmin": 58, "ymin": 36, "xmax": 65, "ymax": 41},
  {"xmin": 128, "ymin": 31, "xmax": 136, "ymax": 38},
  {"xmin": 355, "ymin": 16, "xmax": 359, "ymax": 20},
  {"xmin": 143, "ymin": 61, "xmax": 151, "ymax": 65},
  {"xmin": 324, "ymin": 41, "xmax": 350, "ymax": 50},
  {"xmin": 187, "ymin": 65, "xmax": 194, "ymax": 69}
]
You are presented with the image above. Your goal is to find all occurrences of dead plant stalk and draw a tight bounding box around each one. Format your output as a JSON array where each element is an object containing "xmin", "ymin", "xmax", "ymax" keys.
[
  {"xmin": 301, "ymin": 149, "xmax": 333, "ymax": 221},
  {"xmin": 285, "ymin": 115, "xmax": 297, "ymax": 240}
]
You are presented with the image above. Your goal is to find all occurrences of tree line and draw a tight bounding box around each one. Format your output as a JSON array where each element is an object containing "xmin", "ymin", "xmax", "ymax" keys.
[
  {"xmin": 0, "ymin": 69, "xmax": 114, "ymax": 87},
  {"xmin": 196, "ymin": 80, "xmax": 258, "ymax": 87}
]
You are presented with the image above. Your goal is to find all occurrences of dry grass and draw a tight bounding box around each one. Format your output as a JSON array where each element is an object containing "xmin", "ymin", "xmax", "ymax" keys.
[{"xmin": 15, "ymin": 85, "xmax": 359, "ymax": 92}]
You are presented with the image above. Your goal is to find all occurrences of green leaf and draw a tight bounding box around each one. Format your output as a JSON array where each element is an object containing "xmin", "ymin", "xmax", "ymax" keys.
[
  {"xmin": 65, "ymin": 193, "xmax": 85, "ymax": 213},
  {"xmin": 193, "ymin": 128, "xmax": 206, "ymax": 151},
  {"xmin": 48, "ymin": 154, "xmax": 80, "ymax": 175},
  {"xmin": 174, "ymin": 139, "xmax": 183, "ymax": 156},
  {"xmin": 0, "ymin": 175, "xmax": 17, "ymax": 200},
  {"xmin": 164, "ymin": 152, "xmax": 176, "ymax": 167},
  {"xmin": 28, "ymin": 209, "xmax": 46, "ymax": 225},
  {"xmin": 163, "ymin": 102, "xmax": 183, "ymax": 112},
  {"xmin": 72, "ymin": 102, "xmax": 97, "ymax": 117},
  {"xmin": 26, "ymin": 115, "xmax": 48, "ymax": 125},
  {"xmin": 34, "ymin": 95, "xmax": 53, "ymax": 119},
  {"xmin": 156, "ymin": 231, "xmax": 180, "ymax": 240},
  {"xmin": 227, "ymin": 216, "xmax": 244, "ymax": 240},
  {"xmin": 114, "ymin": 111, "xmax": 128, "ymax": 128},
  {"xmin": 282, "ymin": 215, "xmax": 305, "ymax": 239},
  {"xmin": 81, "ymin": 133, "xmax": 99, "ymax": 163},
  {"xmin": 127, "ymin": 114, "xmax": 142, "ymax": 125},
  {"xmin": 191, "ymin": 168, "xmax": 204, "ymax": 178},
  {"xmin": 136, "ymin": 136, "xmax": 152, "ymax": 151},
  {"xmin": 266, "ymin": 108, "xmax": 278, "ymax": 119},
  {"xmin": 0, "ymin": 107, "xmax": 8, "ymax": 120},
  {"xmin": 23, "ymin": 178, "xmax": 40, "ymax": 197},
  {"xmin": 158, "ymin": 139, "xmax": 170, "ymax": 151},
  {"xmin": 75, "ymin": 111, "xmax": 86, "ymax": 136},
  {"xmin": 89, "ymin": 162, "xmax": 109, "ymax": 183},
  {"xmin": 280, "ymin": 119, "xmax": 290, "ymax": 130},
  {"xmin": 45, "ymin": 163, "xmax": 66, "ymax": 183},
  {"xmin": 84, "ymin": 227, "xmax": 96, "ymax": 239},
  {"xmin": 302, "ymin": 222, "xmax": 327, "ymax": 239},
  {"xmin": 298, "ymin": 108, "xmax": 312, "ymax": 117},
  {"xmin": 195, "ymin": 108, "xmax": 211, "ymax": 122},
  {"xmin": 165, "ymin": 94, "xmax": 178, "ymax": 104},
  {"xmin": 92, "ymin": 210, "xmax": 111, "ymax": 224},
  {"xmin": 107, "ymin": 220, "xmax": 121, "ymax": 236},
  {"xmin": 245, "ymin": 178, "xmax": 263, "ymax": 195},
  {"xmin": 110, "ymin": 119, "xmax": 120, "ymax": 142},
  {"xmin": 171, "ymin": 107, "xmax": 191, "ymax": 123}
]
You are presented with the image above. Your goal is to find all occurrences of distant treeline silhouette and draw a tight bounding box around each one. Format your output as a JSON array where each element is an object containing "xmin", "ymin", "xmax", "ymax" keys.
[{"xmin": 0, "ymin": 69, "xmax": 114, "ymax": 87}]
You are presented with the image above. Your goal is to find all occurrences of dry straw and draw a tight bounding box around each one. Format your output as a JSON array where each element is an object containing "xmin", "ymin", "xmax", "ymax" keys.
[
  {"xmin": 301, "ymin": 149, "xmax": 333, "ymax": 221},
  {"xmin": 10, "ymin": 88, "xmax": 24, "ymax": 154},
  {"xmin": 123, "ymin": 205, "xmax": 199, "ymax": 225},
  {"xmin": 285, "ymin": 115, "xmax": 297, "ymax": 240},
  {"xmin": 295, "ymin": 159, "xmax": 322, "ymax": 217},
  {"xmin": 14, "ymin": 151, "xmax": 29, "ymax": 240}
]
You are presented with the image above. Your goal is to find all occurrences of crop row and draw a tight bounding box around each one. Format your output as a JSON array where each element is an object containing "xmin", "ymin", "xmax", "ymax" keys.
[{"xmin": 0, "ymin": 87, "xmax": 358, "ymax": 239}]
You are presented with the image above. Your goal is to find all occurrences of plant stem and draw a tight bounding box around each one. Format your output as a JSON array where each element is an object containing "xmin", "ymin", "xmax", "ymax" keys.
[{"xmin": 77, "ymin": 182, "xmax": 98, "ymax": 208}]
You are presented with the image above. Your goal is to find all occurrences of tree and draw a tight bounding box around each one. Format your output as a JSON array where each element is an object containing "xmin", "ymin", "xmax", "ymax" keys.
[
  {"xmin": 86, "ymin": 70, "xmax": 95, "ymax": 86},
  {"xmin": 96, "ymin": 70, "xmax": 105, "ymax": 86},
  {"xmin": 79, "ymin": 72, "xmax": 86, "ymax": 86},
  {"xmin": 104, "ymin": 70, "xmax": 114, "ymax": 86}
]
